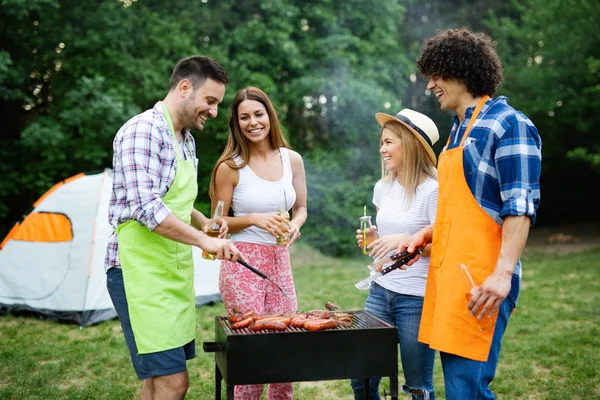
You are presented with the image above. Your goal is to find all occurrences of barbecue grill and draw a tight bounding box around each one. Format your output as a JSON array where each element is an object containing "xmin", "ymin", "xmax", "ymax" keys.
[{"xmin": 203, "ymin": 310, "xmax": 399, "ymax": 399}]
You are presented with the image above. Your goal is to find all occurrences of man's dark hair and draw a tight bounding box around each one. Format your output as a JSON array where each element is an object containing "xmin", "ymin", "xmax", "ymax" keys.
[
  {"xmin": 168, "ymin": 56, "xmax": 228, "ymax": 91},
  {"xmin": 416, "ymin": 28, "xmax": 503, "ymax": 97}
]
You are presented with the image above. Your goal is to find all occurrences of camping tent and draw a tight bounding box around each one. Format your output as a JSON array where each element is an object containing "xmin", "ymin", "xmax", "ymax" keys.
[{"xmin": 0, "ymin": 169, "xmax": 221, "ymax": 326}]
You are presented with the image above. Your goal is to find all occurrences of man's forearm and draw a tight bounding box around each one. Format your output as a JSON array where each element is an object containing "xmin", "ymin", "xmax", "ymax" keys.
[
  {"xmin": 190, "ymin": 209, "xmax": 209, "ymax": 231},
  {"xmin": 153, "ymin": 213, "xmax": 206, "ymax": 248},
  {"xmin": 495, "ymin": 215, "xmax": 531, "ymax": 276}
]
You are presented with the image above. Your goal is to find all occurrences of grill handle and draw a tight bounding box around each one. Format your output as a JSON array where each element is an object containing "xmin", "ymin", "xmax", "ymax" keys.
[{"xmin": 202, "ymin": 341, "xmax": 225, "ymax": 353}]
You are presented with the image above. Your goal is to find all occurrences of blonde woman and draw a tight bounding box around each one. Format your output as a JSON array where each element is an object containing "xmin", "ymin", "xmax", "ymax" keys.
[
  {"xmin": 209, "ymin": 87, "xmax": 307, "ymax": 400},
  {"xmin": 353, "ymin": 109, "xmax": 439, "ymax": 400}
]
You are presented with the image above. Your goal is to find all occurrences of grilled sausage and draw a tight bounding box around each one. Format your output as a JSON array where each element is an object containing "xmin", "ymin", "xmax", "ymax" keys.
[
  {"xmin": 335, "ymin": 319, "xmax": 352, "ymax": 327},
  {"xmin": 302, "ymin": 317, "xmax": 327, "ymax": 328},
  {"xmin": 308, "ymin": 310, "xmax": 331, "ymax": 319},
  {"xmin": 304, "ymin": 318, "xmax": 340, "ymax": 331},
  {"xmin": 229, "ymin": 313, "xmax": 244, "ymax": 323},
  {"xmin": 230, "ymin": 316, "xmax": 254, "ymax": 329},
  {"xmin": 249, "ymin": 318, "xmax": 289, "ymax": 331},
  {"xmin": 250, "ymin": 316, "xmax": 287, "ymax": 323},
  {"xmin": 283, "ymin": 312, "xmax": 306, "ymax": 319},
  {"xmin": 252, "ymin": 313, "xmax": 284, "ymax": 320},
  {"xmin": 290, "ymin": 316, "xmax": 308, "ymax": 328},
  {"xmin": 331, "ymin": 312, "xmax": 353, "ymax": 325},
  {"xmin": 325, "ymin": 302, "xmax": 339, "ymax": 311},
  {"xmin": 229, "ymin": 310, "xmax": 254, "ymax": 323}
]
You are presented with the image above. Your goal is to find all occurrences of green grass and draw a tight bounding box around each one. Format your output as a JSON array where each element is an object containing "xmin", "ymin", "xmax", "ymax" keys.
[{"xmin": 1, "ymin": 245, "xmax": 599, "ymax": 399}]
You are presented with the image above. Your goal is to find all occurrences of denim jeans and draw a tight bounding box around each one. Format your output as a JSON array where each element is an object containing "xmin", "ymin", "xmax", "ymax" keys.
[
  {"xmin": 351, "ymin": 282, "xmax": 436, "ymax": 400},
  {"xmin": 440, "ymin": 273, "xmax": 520, "ymax": 400}
]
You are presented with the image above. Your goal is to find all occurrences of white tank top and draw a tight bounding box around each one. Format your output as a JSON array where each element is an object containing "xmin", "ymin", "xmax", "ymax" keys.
[{"xmin": 231, "ymin": 148, "xmax": 296, "ymax": 245}]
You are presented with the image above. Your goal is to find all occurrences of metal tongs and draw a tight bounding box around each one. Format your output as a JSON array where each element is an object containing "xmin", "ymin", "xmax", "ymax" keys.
[
  {"xmin": 237, "ymin": 258, "xmax": 291, "ymax": 301},
  {"xmin": 354, "ymin": 249, "xmax": 423, "ymax": 291},
  {"xmin": 368, "ymin": 248, "xmax": 421, "ymax": 271}
]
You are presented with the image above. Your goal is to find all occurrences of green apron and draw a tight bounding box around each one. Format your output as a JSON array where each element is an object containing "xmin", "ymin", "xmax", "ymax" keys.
[{"xmin": 117, "ymin": 103, "xmax": 198, "ymax": 354}]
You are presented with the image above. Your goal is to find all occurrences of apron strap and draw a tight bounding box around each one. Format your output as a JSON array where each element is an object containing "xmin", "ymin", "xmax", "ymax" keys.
[
  {"xmin": 161, "ymin": 102, "xmax": 194, "ymax": 157},
  {"xmin": 445, "ymin": 95, "xmax": 491, "ymax": 148}
]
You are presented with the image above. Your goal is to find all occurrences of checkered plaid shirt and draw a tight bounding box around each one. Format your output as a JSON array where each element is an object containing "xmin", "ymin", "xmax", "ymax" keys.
[
  {"xmin": 446, "ymin": 96, "xmax": 542, "ymax": 225},
  {"xmin": 104, "ymin": 102, "xmax": 196, "ymax": 271},
  {"xmin": 445, "ymin": 97, "xmax": 542, "ymax": 276}
]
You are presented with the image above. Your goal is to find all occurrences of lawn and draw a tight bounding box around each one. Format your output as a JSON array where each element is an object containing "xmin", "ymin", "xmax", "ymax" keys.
[{"xmin": 0, "ymin": 245, "xmax": 598, "ymax": 399}]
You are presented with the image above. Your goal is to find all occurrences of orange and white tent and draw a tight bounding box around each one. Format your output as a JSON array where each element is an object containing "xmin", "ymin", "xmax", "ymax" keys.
[{"xmin": 0, "ymin": 169, "xmax": 221, "ymax": 326}]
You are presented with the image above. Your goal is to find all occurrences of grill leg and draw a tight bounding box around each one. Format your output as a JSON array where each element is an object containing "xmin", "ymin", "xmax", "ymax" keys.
[
  {"xmin": 215, "ymin": 364, "xmax": 222, "ymax": 400},
  {"xmin": 364, "ymin": 378, "xmax": 371, "ymax": 399},
  {"xmin": 389, "ymin": 375, "xmax": 398, "ymax": 400},
  {"xmin": 226, "ymin": 384, "xmax": 234, "ymax": 400}
]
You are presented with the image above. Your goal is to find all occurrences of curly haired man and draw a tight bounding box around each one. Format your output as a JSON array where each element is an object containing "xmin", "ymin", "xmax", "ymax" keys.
[{"xmin": 402, "ymin": 28, "xmax": 542, "ymax": 399}]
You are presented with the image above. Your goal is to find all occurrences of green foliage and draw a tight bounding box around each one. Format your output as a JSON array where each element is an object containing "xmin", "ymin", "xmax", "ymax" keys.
[
  {"xmin": 567, "ymin": 147, "xmax": 600, "ymax": 171},
  {"xmin": 304, "ymin": 149, "xmax": 379, "ymax": 256},
  {"xmin": 1, "ymin": 0, "xmax": 598, "ymax": 251},
  {"xmin": 486, "ymin": 0, "xmax": 600, "ymax": 223}
]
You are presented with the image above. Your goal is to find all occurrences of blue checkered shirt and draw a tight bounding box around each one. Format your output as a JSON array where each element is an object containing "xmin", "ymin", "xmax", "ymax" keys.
[
  {"xmin": 446, "ymin": 96, "xmax": 542, "ymax": 224},
  {"xmin": 445, "ymin": 96, "xmax": 542, "ymax": 275}
]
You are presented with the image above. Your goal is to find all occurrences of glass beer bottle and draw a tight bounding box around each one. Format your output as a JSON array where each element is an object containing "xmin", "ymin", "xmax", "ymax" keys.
[
  {"xmin": 459, "ymin": 263, "xmax": 497, "ymax": 331},
  {"xmin": 276, "ymin": 189, "xmax": 291, "ymax": 246},
  {"xmin": 359, "ymin": 215, "xmax": 376, "ymax": 255},
  {"xmin": 202, "ymin": 200, "xmax": 225, "ymax": 260}
]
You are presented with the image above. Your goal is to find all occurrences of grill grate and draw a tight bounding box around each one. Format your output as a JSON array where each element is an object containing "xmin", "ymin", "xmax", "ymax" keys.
[
  {"xmin": 219, "ymin": 310, "xmax": 391, "ymax": 335},
  {"xmin": 205, "ymin": 310, "xmax": 400, "ymax": 399}
]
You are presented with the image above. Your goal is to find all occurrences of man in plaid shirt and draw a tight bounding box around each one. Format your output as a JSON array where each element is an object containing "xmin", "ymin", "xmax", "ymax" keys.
[
  {"xmin": 403, "ymin": 29, "xmax": 542, "ymax": 399},
  {"xmin": 105, "ymin": 56, "xmax": 243, "ymax": 399}
]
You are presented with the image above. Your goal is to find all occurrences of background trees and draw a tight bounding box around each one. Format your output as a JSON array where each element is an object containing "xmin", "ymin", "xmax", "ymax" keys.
[{"xmin": 1, "ymin": 0, "xmax": 598, "ymax": 255}]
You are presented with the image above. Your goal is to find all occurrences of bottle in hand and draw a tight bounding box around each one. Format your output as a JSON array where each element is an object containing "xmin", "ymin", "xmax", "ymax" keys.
[
  {"xmin": 202, "ymin": 200, "xmax": 225, "ymax": 260},
  {"xmin": 459, "ymin": 263, "xmax": 497, "ymax": 331},
  {"xmin": 276, "ymin": 189, "xmax": 291, "ymax": 246},
  {"xmin": 359, "ymin": 215, "xmax": 376, "ymax": 255}
]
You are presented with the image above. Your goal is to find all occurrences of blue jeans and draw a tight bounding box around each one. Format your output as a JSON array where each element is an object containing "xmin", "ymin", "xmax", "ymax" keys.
[
  {"xmin": 351, "ymin": 283, "xmax": 436, "ymax": 400},
  {"xmin": 441, "ymin": 273, "xmax": 520, "ymax": 400}
]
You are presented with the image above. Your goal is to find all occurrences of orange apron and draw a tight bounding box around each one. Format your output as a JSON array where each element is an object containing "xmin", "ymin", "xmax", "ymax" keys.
[{"xmin": 418, "ymin": 96, "xmax": 500, "ymax": 362}]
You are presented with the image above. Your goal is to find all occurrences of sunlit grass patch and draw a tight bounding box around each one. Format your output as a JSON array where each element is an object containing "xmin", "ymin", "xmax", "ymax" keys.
[{"xmin": 0, "ymin": 247, "xmax": 598, "ymax": 399}]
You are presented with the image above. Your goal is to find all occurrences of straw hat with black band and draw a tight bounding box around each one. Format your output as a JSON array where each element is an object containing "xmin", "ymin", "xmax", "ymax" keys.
[{"xmin": 375, "ymin": 109, "xmax": 440, "ymax": 165}]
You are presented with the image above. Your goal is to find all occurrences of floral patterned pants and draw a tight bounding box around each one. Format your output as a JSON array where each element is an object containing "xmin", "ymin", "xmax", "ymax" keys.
[{"xmin": 219, "ymin": 242, "xmax": 298, "ymax": 400}]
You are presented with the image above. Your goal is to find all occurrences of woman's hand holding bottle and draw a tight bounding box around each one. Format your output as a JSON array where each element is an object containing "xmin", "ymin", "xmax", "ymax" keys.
[
  {"xmin": 252, "ymin": 213, "xmax": 291, "ymax": 238},
  {"xmin": 368, "ymin": 233, "xmax": 411, "ymax": 260}
]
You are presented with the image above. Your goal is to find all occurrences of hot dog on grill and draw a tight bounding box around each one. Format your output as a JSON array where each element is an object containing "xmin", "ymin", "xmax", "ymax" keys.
[
  {"xmin": 249, "ymin": 317, "xmax": 291, "ymax": 331},
  {"xmin": 304, "ymin": 318, "xmax": 340, "ymax": 331},
  {"xmin": 229, "ymin": 309, "xmax": 254, "ymax": 323},
  {"xmin": 307, "ymin": 310, "xmax": 331, "ymax": 319},
  {"xmin": 290, "ymin": 316, "xmax": 308, "ymax": 328},
  {"xmin": 252, "ymin": 313, "xmax": 284, "ymax": 320},
  {"xmin": 230, "ymin": 316, "xmax": 254, "ymax": 329}
]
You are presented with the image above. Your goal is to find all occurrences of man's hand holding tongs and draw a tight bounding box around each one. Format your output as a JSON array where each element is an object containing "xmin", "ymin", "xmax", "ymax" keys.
[{"xmin": 398, "ymin": 225, "xmax": 434, "ymax": 266}]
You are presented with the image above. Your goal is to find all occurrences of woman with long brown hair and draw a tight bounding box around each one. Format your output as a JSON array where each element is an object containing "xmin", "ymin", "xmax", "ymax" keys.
[{"xmin": 209, "ymin": 86, "xmax": 307, "ymax": 400}]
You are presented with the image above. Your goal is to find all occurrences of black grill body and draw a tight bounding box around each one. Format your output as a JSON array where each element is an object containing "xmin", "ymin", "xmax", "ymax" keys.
[{"xmin": 203, "ymin": 310, "xmax": 399, "ymax": 399}]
